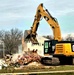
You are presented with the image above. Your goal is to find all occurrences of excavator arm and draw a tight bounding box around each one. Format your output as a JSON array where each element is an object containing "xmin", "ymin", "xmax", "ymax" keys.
[{"xmin": 24, "ymin": 3, "xmax": 62, "ymax": 44}]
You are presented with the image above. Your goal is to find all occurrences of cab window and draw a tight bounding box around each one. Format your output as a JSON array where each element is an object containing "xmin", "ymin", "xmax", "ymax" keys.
[{"xmin": 44, "ymin": 42, "xmax": 48, "ymax": 48}]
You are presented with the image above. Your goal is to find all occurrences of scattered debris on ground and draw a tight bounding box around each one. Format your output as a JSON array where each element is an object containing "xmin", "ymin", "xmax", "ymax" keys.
[
  {"xmin": 2, "ymin": 49, "xmax": 42, "ymax": 68},
  {"xmin": 0, "ymin": 49, "xmax": 59, "ymax": 70}
]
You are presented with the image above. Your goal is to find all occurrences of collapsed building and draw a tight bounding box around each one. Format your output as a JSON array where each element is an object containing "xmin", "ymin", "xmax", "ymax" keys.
[
  {"xmin": 2, "ymin": 36, "xmax": 48, "ymax": 67},
  {"xmin": 22, "ymin": 36, "xmax": 49, "ymax": 56}
]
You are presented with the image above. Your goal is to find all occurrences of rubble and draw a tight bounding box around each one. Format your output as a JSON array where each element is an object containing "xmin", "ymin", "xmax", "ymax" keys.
[
  {"xmin": 0, "ymin": 49, "xmax": 57, "ymax": 71},
  {"xmin": 4, "ymin": 49, "xmax": 42, "ymax": 67},
  {"xmin": 0, "ymin": 59, "xmax": 8, "ymax": 69},
  {"xmin": 16, "ymin": 50, "xmax": 41, "ymax": 65}
]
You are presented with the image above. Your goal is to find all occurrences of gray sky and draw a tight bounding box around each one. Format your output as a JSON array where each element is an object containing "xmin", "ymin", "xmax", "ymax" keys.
[{"xmin": 0, "ymin": 0, "xmax": 74, "ymax": 36}]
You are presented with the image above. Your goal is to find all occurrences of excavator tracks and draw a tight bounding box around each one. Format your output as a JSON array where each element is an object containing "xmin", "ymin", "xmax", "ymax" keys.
[{"xmin": 41, "ymin": 57, "xmax": 60, "ymax": 66}]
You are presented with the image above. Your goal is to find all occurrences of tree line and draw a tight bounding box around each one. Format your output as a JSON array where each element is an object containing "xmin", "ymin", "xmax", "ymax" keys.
[{"xmin": 0, "ymin": 28, "xmax": 23, "ymax": 57}]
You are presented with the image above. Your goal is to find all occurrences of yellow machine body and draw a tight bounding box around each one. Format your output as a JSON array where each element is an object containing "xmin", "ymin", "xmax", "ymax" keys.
[{"xmin": 54, "ymin": 43, "xmax": 74, "ymax": 56}]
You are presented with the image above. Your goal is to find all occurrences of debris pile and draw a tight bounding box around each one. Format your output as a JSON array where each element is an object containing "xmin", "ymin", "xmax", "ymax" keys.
[{"xmin": 4, "ymin": 49, "xmax": 42, "ymax": 67}]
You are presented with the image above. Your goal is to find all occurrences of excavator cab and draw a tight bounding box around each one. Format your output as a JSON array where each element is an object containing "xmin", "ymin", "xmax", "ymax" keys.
[{"xmin": 44, "ymin": 40, "xmax": 58, "ymax": 55}]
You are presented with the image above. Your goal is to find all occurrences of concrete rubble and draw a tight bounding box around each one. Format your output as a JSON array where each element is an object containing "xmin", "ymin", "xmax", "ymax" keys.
[{"xmin": 4, "ymin": 49, "xmax": 42, "ymax": 67}]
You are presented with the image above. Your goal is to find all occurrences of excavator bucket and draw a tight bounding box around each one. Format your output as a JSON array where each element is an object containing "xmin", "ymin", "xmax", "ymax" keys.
[{"xmin": 24, "ymin": 30, "xmax": 39, "ymax": 44}]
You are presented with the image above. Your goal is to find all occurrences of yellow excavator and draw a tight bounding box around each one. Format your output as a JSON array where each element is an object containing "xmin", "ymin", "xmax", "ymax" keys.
[{"xmin": 24, "ymin": 3, "xmax": 74, "ymax": 65}]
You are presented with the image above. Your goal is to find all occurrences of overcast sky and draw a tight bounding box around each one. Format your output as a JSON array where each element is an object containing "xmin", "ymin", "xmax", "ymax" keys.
[{"xmin": 0, "ymin": 0, "xmax": 74, "ymax": 36}]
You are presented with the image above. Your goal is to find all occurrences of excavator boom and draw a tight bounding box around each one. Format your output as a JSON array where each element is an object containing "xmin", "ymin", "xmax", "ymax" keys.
[{"xmin": 24, "ymin": 3, "xmax": 62, "ymax": 44}]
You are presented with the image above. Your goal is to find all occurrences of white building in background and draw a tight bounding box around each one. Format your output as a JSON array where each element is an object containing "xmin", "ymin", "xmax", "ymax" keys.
[
  {"xmin": 26, "ymin": 36, "xmax": 49, "ymax": 56},
  {"xmin": 18, "ymin": 36, "xmax": 49, "ymax": 56}
]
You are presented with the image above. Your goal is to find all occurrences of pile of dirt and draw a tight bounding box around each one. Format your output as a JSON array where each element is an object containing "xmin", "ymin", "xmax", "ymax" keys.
[{"xmin": 14, "ymin": 61, "xmax": 56, "ymax": 70}]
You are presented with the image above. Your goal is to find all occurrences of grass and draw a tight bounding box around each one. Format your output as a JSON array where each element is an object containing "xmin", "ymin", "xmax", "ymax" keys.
[
  {"xmin": 37, "ymin": 72, "xmax": 74, "ymax": 75},
  {"xmin": 0, "ymin": 65, "xmax": 74, "ymax": 73},
  {"xmin": 51, "ymin": 65, "xmax": 74, "ymax": 71}
]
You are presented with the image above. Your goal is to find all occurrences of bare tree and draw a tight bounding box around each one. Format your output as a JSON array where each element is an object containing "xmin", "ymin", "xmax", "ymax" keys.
[
  {"xmin": 0, "ymin": 28, "xmax": 23, "ymax": 55},
  {"xmin": 43, "ymin": 35, "xmax": 53, "ymax": 40},
  {"xmin": 66, "ymin": 34, "xmax": 74, "ymax": 41}
]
